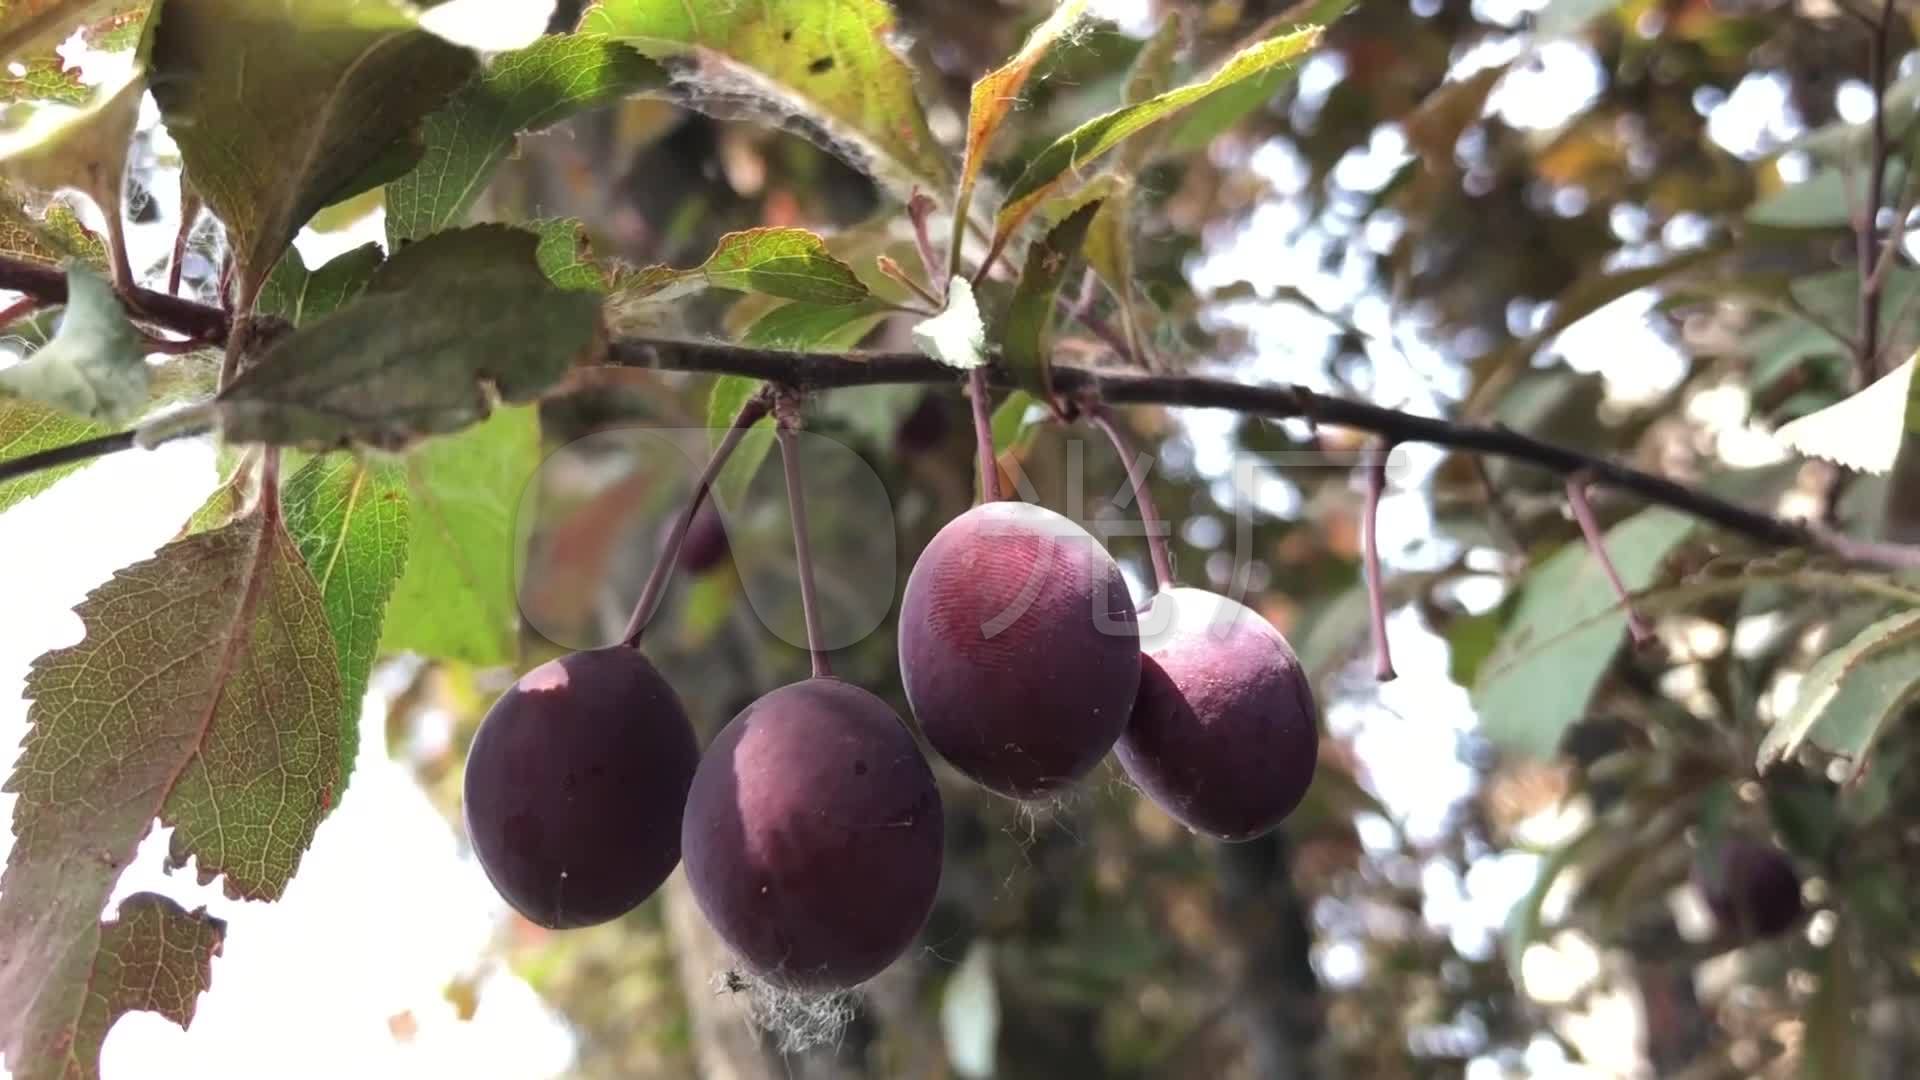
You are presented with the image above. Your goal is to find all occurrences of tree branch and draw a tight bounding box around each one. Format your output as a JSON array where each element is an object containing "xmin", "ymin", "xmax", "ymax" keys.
[
  {"xmin": 604, "ymin": 338, "xmax": 1920, "ymax": 570},
  {"xmin": 1858, "ymin": 0, "xmax": 1898, "ymax": 385},
  {"xmin": 0, "ymin": 255, "xmax": 229, "ymax": 340}
]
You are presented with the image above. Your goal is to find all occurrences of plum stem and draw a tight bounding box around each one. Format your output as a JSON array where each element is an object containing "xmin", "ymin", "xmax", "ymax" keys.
[
  {"xmin": 968, "ymin": 367, "xmax": 1001, "ymax": 504},
  {"xmin": 1565, "ymin": 471, "xmax": 1654, "ymax": 645},
  {"xmin": 620, "ymin": 387, "xmax": 774, "ymax": 648},
  {"xmin": 775, "ymin": 397, "xmax": 831, "ymax": 678},
  {"xmin": 1088, "ymin": 404, "xmax": 1175, "ymax": 593},
  {"xmin": 1364, "ymin": 444, "xmax": 1397, "ymax": 682}
]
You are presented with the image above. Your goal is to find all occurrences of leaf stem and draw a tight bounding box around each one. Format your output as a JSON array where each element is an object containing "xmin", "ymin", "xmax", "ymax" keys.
[
  {"xmin": 1566, "ymin": 472, "xmax": 1653, "ymax": 645},
  {"xmin": 775, "ymin": 396, "xmax": 830, "ymax": 678},
  {"xmin": 0, "ymin": 429, "xmax": 137, "ymax": 487},
  {"xmin": 1364, "ymin": 445, "xmax": 1397, "ymax": 681},
  {"xmin": 968, "ymin": 366, "xmax": 1000, "ymax": 503},
  {"xmin": 1858, "ymin": 0, "xmax": 1898, "ymax": 385},
  {"xmin": 876, "ymin": 254, "xmax": 942, "ymax": 310},
  {"xmin": 907, "ymin": 191, "xmax": 947, "ymax": 293},
  {"xmin": 620, "ymin": 386, "xmax": 774, "ymax": 647},
  {"xmin": 1087, "ymin": 404, "xmax": 1174, "ymax": 593}
]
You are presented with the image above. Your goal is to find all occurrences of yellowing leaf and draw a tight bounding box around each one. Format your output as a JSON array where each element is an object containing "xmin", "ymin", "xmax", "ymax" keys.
[
  {"xmin": 0, "ymin": 500, "xmax": 342, "ymax": 1075},
  {"xmin": 913, "ymin": 276, "xmax": 987, "ymax": 371},
  {"xmin": 582, "ymin": 0, "xmax": 950, "ymax": 197},
  {"xmin": 215, "ymin": 225, "xmax": 604, "ymax": 450},
  {"xmin": 0, "ymin": 181, "xmax": 105, "ymax": 267},
  {"xmin": 613, "ymin": 226, "xmax": 869, "ymax": 309},
  {"xmin": 0, "ymin": 0, "xmax": 120, "ymax": 65},
  {"xmin": 950, "ymin": 0, "xmax": 1090, "ymax": 277},
  {"xmin": 0, "ymin": 397, "xmax": 104, "ymax": 511},
  {"xmin": 1772, "ymin": 357, "xmax": 1912, "ymax": 474},
  {"xmin": 0, "ymin": 66, "xmax": 143, "ymax": 230},
  {"xmin": 147, "ymin": 0, "xmax": 477, "ymax": 302},
  {"xmin": 990, "ymin": 26, "xmax": 1323, "ymax": 264},
  {"xmin": 0, "ymin": 263, "xmax": 146, "ymax": 424}
]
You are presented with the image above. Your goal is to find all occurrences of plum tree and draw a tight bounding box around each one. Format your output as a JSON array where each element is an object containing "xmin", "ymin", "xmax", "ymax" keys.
[
  {"xmin": 463, "ymin": 646, "xmax": 700, "ymax": 929},
  {"xmin": 1696, "ymin": 836, "xmax": 1803, "ymax": 942},
  {"xmin": 898, "ymin": 500, "xmax": 1141, "ymax": 798},
  {"xmin": 1115, "ymin": 588, "xmax": 1319, "ymax": 841},
  {"xmin": 680, "ymin": 677, "xmax": 945, "ymax": 991}
]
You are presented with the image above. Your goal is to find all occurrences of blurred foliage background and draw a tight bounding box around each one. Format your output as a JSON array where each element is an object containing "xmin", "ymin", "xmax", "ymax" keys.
[{"xmin": 368, "ymin": 0, "xmax": 1920, "ymax": 1076}]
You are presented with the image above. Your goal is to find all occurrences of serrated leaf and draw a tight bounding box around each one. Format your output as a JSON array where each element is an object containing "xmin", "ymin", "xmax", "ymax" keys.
[
  {"xmin": 706, "ymin": 373, "xmax": 772, "ymax": 512},
  {"xmin": 1163, "ymin": 3, "xmax": 1349, "ymax": 154},
  {"xmin": 532, "ymin": 217, "xmax": 616, "ymax": 293},
  {"xmin": 1773, "ymin": 357, "xmax": 1912, "ymax": 474},
  {"xmin": 254, "ymin": 243, "xmax": 384, "ymax": 327},
  {"xmin": 282, "ymin": 454, "xmax": 410, "ymax": 798},
  {"xmin": 215, "ymin": 225, "xmax": 604, "ymax": 450},
  {"xmin": 0, "ymin": 182, "xmax": 105, "ymax": 266},
  {"xmin": 0, "ymin": 263, "xmax": 146, "ymax": 423},
  {"xmin": 0, "ymin": 5, "xmax": 141, "ymax": 107},
  {"xmin": 8, "ymin": 892, "xmax": 223, "ymax": 1080},
  {"xmin": 949, "ymin": 0, "xmax": 1090, "ymax": 275},
  {"xmin": 913, "ymin": 276, "xmax": 988, "ymax": 371},
  {"xmin": 386, "ymin": 33, "xmax": 666, "ymax": 245},
  {"xmin": 0, "ymin": 397, "xmax": 102, "ymax": 511},
  {"xmin": 615, "ymin": 227, "xmax": 869, "ymax": 308},
  {"xmin": 1002, "ymin": 199, "xmax": 1099, "ymax": 397},
  {"xmin": 742, "ymin": 298, "xmax": 890, "ymax": 350},
  {"xmin": 378, "ymin": 404, "xmax": 535, "ymax": 668},
  {"xmin": 1758, "ymin": 610, "xmax": 1920, "ymax": 779},
  {"xmin": 0, "ymin": 66, "xmax": 142, "ymax": 223},
  {"xmin": 993, "ymin": 26, "xmax": 1322, "ymax": 256},
  {"xmin": 582, "ymin": 0, "xmax": 951, "ymax": 197},
  {"xmin": 0, "ymin": 0, "xmax": 119, "ymax": 66},
  {"xmin": 0, "ymin": 500, "xmax": 341, "ymax": 1073},
  {"xmin": 146, "ymin": 0, "xmax": 477, "ymax": 302},
  {"xmin": 1473, "ymin": 509, "xmax": 1695, "ymax": 757}
]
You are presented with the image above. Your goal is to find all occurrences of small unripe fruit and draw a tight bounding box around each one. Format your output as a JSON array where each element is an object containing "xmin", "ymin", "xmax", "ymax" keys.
[
  {"xmin": 1697, "ymin": 837, "xmax": 1802, "ymax": 941},
  {"xmin": 1116, "ymin": 588, "xmax": 1319, "ymax": 841},
  {"xmin": 898, "ymin": 501, "xmax": 1141, "ymax": 798},
  {"xmin": 464, "ymin": 647, "xmax": 700, "ymax": 928},
  {"xmin": 658, "ymin": 498, "xmax": 728, "ymax": 575},
  {"xmin": 681, "ymin": 678, "xmax": 944, "ymax": 990}
]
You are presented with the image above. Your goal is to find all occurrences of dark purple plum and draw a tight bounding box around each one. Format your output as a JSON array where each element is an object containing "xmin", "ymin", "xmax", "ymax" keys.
[
  {"xmin": 893, "ymin": 392, "xmax": 951, "ymax": 455},
  {"xmin": 898, "ymin": 501, "xmax": 1141, "ymax": 798},
  {"xmin": 1115, "ymin": 588, "xmax": 1319, "ymax": 842},
  {"xmin": 658, "ymin": 498, "xmax": 729, "ymax": 575},
  {"xmin": 464, "ymin": 646, "xmax": 699, "ymax": 929},
  {"xmin": 1696, "ymin": 837, "xmax": 1803, "ymax": 941},
  {"xmin": 681, "ymin": 678, "xmax": 944, "ymax": 990}
]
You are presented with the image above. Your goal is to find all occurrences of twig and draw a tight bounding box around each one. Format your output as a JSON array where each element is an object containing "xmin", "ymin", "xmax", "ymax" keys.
[
  {"xmin": 1858, "ymin": 0, "xmax": 1898, "ymax": 386},
  {"xmin": 907, "ymin": 190, "xmax": 946, "ymax": 294},
  {"xmin": 1566, "ymin": 472, "xmax": 1654, "ymax": 644},
  {"xmin": 968, "ymin": 367, "xmax": 1001, "ymax": 503},
  {"xmin": 0, "ymin": 430, "xmax": 137, "ymax": 487},
  {"xmin": 1364, "ymin": 445, "xmax": 1397, "ymax": 681},
  {"xmin": 0, "ymin": 253, "xmax": 228, "ymax": 340},
  {"xmin": 876, "ymin": 254, "xmax": 942, "ymax": 310},
  {"xmin": 1087, "ymin": 404, "xmax": 1175, "ymax": 592},
  {"xmin": 620, "ymin": 387, "xmax": 774, "ymax": 646}
]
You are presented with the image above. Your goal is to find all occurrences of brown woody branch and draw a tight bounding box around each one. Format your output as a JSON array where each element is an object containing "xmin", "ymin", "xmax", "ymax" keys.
[{"xmin": 0, "ymin": 257, "xmax": 229, "ymax": 340}]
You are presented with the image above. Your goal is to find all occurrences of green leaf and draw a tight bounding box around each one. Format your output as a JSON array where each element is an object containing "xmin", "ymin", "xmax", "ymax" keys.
[
  {"xmin": 1748, "ymin": 161, "xmax": 1905, "ymax": 230},
  {"xmin": 385, "ymin": 33, "xmax": 666, "ymax": 245},
  {"xmin": 614, "ymin": 227, "xmax": 869, "ymax": 307},
  {"xmin": 913, "ymin": 276, "xmax": 988, "ymax": 371},
  {"xmin": 1473, "ymin": 509, "xmax": 1695, "ymax": 757},
  {"xmin": 742, "ymin": 298, "xmax": 890, "ymax": 350},
  {"xmin": 282, "ymin": 454, "xmax": 410, "ymax": 799},
  {"xmin": 0, "ymin": 182, "xmax": 106, "ymax": 266},
  {"xmin": 1504, "ymin": 822, "xmax": 1607, "ymax": 985},
  {"xmin": 0, "ymin": 501, "xmax": 341, "ymax": 1073},
  {"xmin": 0, "ymin": 5, "xmax": 141, "ymax": 108},
  {"xmin": 950, "ymin": 0, "xmax": 1091, "ymax": 275},
  {"xmin": 1534, "ymin": 0, "xmax": 1626, "ymax": 38},
  {"xmin": 146, "ymin": 0, "xmax": 477, "ymax": 301},
  {"xmin": 993, "ymin": 26, "xmax": 1323, "ymax": 255},
  {"xmin": 379, "ymin": 404, "xmax": 536, "ymax": 668},
  {"xmin": 254, "ymin": 243, "xmax": 384, "ymax": 327},
  {"xmin": 706, "ymin": 373, "xmax": 772, "ymax": 512},
  {"xmin": 532, "ymin": 217, "xmax": 617, "ymax": 293},
  {"xmin": 214, "ymin": 225, "xmax": 604, "ymax": 450},
  {"xmin": 0, "ymin": 397, "xmax": 103, "ymax": 512},
  {"xmin": 1802, "ymin": 941, "xmax": 1859, "ymax": 1080},
  {"xmin": 1163, "ymin": 5, "xmax": 1348, "ymax": 154},
  {"xmin": 0, "ymin": 0, "xmax": 122, "ymax": 66},
  {"xmin": 1757, "ymin": 610, "xmax": 1920, "ymax": 780},
  {"xmin": 990, "ymin": 388, "xmax": 1038, "ymax": 453},
  {"xmin": 1002, "ymin": 199, "xmax": 1100, "ymax": 398},
  {"xmin": 0, "ymin": 67, "xmax": 143, "ymax": 224},
  {"xmin": 8, "ymin": 892, "xmax": 223, "ymax": 1080},
  {"xmin": 0, "ymin": 263, "xmax": 146, "ymax": 424},
  {"xmin": 582, "ymin": 0, "xmax": 951, "ymax": 197},
  {"xmin": 1773, "ymin": 357, "xmax": 1910, "ymax": 474}
]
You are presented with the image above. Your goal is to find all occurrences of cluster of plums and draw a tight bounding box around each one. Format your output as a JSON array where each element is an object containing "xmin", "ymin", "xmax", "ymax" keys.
[{"xmin": 464, "ymin": 454, "xmax": 1320, "ymax": 992}]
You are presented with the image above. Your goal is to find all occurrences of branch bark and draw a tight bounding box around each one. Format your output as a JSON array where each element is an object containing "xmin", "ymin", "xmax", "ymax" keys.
[{"xmin": 0, "ymin": 257, "xmax": 229, "ymax": 341}]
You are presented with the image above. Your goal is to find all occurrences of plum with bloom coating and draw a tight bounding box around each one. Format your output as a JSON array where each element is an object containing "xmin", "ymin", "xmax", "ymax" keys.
[
  {"xmin": 681, "ymin": 678, "xmax": 945, "ymax": 991},
  {"xmin": 1697, "ymin": 837, "xmax": 1802, "ymax": 941},
  {"xmin": 464, "ymin": 647, "xmax": 700, "ymax": 928},
  {"xmin": 1116, "ymin": 588, "xmax": 1319, "ymax": 841},
  {"xmin": 898, "ymin": 501, "xmax": 1141, "ymax": 798}
]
